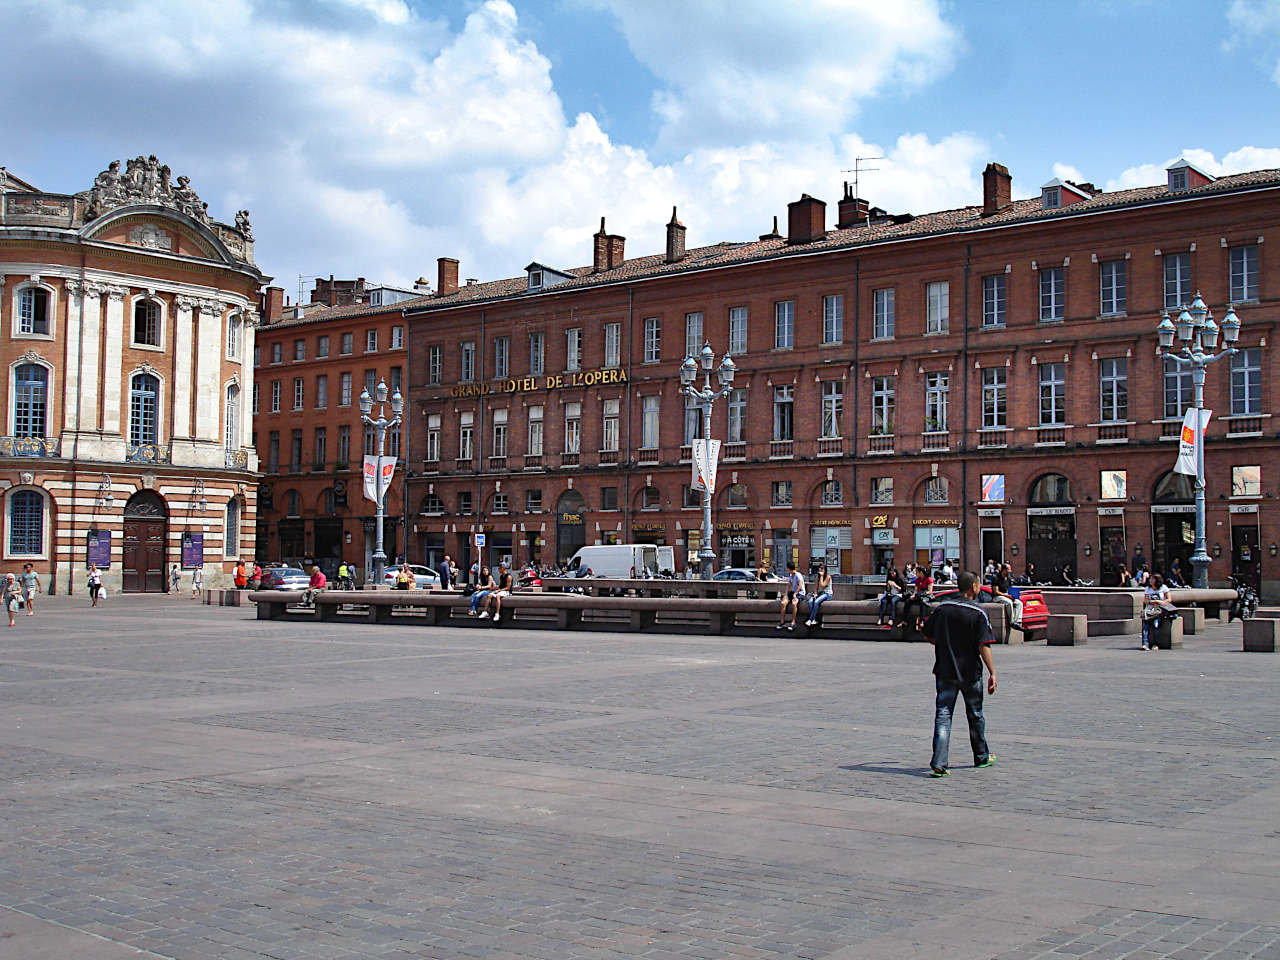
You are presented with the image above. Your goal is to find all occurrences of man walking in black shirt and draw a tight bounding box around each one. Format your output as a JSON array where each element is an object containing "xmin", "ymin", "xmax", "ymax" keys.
[{"xmin": 924, "ymin": 570, "xmax": 998, "ymax": 777}]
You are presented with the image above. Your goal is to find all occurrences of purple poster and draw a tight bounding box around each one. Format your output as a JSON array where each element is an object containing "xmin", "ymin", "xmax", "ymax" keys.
[
  {"xmin": 181, "ymin": 532, "xmax": 204, "ymax": 568},
  {"xmin": 86, "ymin": 530, "xmax": 111, "ymax": 569}
]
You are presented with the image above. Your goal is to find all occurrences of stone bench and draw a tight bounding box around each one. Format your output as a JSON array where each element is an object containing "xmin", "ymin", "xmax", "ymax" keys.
[
  {"xmin": 1046, "ymin": 614, "xmax": 1087, "ymax": 646},
  {"xmin": 1167, "ymin": 588, "xmax": 1236, "ymax": 619},
  {"xmin": 1243, "ymin": 619, "xmax": 1280, "ymax": 653}
]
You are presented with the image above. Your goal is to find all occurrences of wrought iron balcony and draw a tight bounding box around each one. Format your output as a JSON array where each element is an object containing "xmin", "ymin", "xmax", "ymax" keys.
[
  {"xmin": 126, "ymin": 442, "xmax": 171, "ymax": 463},
  {"xmin": 0, "ymin": 436, "xmax": 60, "ymax": 457}
]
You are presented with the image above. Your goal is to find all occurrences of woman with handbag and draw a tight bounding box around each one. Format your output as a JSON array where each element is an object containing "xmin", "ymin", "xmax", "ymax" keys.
[
  {"xmin": 805, "ymin": 564, "xmax": 834, "ymax": 627},
  {"xmin": 1141, "ymin": 573, "xmax": 1175, "ymax": 650},
  {"xmin": 2, "ymin": 573, "xmax": 19, "ymax": 627}
]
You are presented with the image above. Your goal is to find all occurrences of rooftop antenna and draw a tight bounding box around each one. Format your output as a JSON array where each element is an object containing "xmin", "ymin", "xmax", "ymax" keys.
[
  {"xmin": 297, "ymin": 274, "xmax": 321, "ymax": 304},
  {"xmin": 840, "ymin": 156, "xmax": 885, "ymax": 225}
]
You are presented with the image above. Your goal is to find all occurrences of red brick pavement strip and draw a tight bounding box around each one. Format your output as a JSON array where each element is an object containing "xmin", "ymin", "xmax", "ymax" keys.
[{"xmin": 0, "ymin": 597, "xmax": 1278, "ymax": 959}]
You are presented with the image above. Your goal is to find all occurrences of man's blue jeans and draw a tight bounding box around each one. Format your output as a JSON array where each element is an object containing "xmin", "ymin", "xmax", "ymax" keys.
[{"xmin": 931, "ymin": 677, "xmax": 990, "ymax": 771}]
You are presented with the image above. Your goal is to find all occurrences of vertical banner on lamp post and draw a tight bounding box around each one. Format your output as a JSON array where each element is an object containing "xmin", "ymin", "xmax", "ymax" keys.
[
  {"xmin": 1173, "ymin": 409, "xmax": 1211, "ymax": 475},
  {"xmin": 362, "ymin": 456, "xmax": 395, "ymax": 502},
  {"xmin": 691, "ymin": 439, "xmax": 721, "ymax": 495}
]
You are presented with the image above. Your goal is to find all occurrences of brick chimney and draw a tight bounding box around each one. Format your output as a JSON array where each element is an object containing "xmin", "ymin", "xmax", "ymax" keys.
[
  {"xmin": 787, "ymin": 194, "xmax": 826, "ymax": 244},
  {"xmin": 982, "ymin": 162, "xmax": 1012, "ymax": 217},
  {"xmin": 592, "ymin": 217, "xmax": 609, "ymax": 272},
  {"xmin": 261, "ymin": 285, "xmax": 285, "ymax": 324},
  {"xmin": 836, "ymin": 181, "xmax": 870, "ymax": 229},
  {"xmin": 665, "ymin": 206, "xmax": 686, "ymax": 263},
  {"xmin": 606, "ymin": 232, "xmax": 625, "ymax": 269},
  {"xmin": 437, "ymin": 257, "xmax": 458, "ymax": 296}
]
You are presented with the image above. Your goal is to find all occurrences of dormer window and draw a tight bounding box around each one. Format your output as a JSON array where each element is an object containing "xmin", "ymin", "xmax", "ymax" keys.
[
  {"xmin": 1166, "ymin": 159, "xmax": 1213, "ymax": 192},
  {"xmin": 1042, "ymin": 186, "xmax": 1061, "ymax": 209},
  {"xmin": 1169, "ymin": 169, "xmax": 1188, "ymax": 191},
  {"xmin": 1041, "ymin": 177, "xmax": 1091, "ymax": 210},
  {"xmin": 528, "ymin": 269, "xmax": 543, "ymax": 291},
  {"xmin": 524, "ymin": 262, "xmax": 573, "ymax": 293}
]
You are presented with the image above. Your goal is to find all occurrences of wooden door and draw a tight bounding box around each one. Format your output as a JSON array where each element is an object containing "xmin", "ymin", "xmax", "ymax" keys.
[{"xmin": 123, "ymin": 519, "xmax": 166, "ymax": 593}]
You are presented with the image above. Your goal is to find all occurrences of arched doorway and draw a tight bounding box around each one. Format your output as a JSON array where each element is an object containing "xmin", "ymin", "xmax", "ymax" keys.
[
  {"xmin": 1026, "ymin": 473, "xmax": 1076, "ymax": 583},
  {"xmin": 1152, "ymin": 471, "xmax": 1194, "ymax": 580},
  {"xmin": 555, "ymin": 489, "xmax": 586, "ymax": 565},
  {"xmin": 123, "ymin": 490, "xmax": 168, "ymax": 593}
]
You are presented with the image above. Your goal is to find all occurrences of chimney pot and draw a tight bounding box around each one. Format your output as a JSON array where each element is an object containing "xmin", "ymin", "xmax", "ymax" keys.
[
  {"xmin": 787, "ymin": 194, "xmax": 827, "ymax": 244},
  {"xmin": 437, "ymin": 257, "xmax": 459, "ymax": 296},
  {"xmin": 982, "ymin": 162, "xmax": 1012, "ymax": 217},
  {"xmin": 593, "ymin": 217, "xmax": 610, "ymax": 273},
  {"xmin": 665, "ymin": 206, "xmax": 687, "ymax": 263},
  {"xmin": 837, "ymin": 182, "xmax": 871, "ymax": 229}
]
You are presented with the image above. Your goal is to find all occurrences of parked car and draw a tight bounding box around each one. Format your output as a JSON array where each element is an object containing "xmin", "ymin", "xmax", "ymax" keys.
[
  {"xmin": 712, "ymin": 567, "xmax": 762, "ymax": 581},
  {"xmin": 931, "ymin": 584, "xmax": 1050, "ymax": 642},
  {"xmin": 260, "ymin": 567, "xmax": 309, "ymax": 591},
  {"xmin": 381, "ymin": 565, "xmax": 442, "ymax": 589}
]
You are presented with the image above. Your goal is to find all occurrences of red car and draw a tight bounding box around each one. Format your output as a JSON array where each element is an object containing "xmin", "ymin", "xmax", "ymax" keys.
[{"xmin": 931, "ymin": 584, "xmax": 1050, "ymax": 642}]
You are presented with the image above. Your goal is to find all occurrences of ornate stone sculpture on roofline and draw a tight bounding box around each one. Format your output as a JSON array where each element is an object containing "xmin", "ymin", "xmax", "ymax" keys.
[{"xmin": 82, "ymin": 156, "xmax": 252, "ymax": 242}]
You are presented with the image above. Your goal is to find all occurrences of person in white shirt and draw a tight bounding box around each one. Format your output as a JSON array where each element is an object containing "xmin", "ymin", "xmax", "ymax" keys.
[
  {"xmin": 1141, "ymin": 573, "xmax": 1175, "ymax": 650},
  {"xmin": 777, "ymin": 561, "xmax": 806, "ymax": 631}
]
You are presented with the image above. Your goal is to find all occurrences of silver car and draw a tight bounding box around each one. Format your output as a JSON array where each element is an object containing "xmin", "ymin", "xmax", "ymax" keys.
[
  {"xmin": 381, "ymin": 564, "xmax": 442, "ymax": 589},
  {"xmin": 261, "ymin": 567, "xmax": 309, "ymax": 590}
]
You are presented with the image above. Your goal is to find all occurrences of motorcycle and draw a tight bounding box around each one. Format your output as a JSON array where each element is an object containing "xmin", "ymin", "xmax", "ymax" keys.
[{"xmin": 1229, "ymin": 575, "xmax": 1259, "ymax": 622}]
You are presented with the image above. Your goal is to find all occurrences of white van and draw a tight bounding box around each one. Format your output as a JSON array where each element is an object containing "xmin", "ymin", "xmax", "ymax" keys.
[
  {"xmin": 567, "ymin": 544, "xmax": 659, "ymax": 579},
  {"xmin": 655, "ymin": 545, "xmax": 676, "ymax": 578}
]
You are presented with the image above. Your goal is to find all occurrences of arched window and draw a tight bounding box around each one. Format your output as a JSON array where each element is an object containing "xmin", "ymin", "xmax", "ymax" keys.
[
  {"xmin": 18, "ymin": 287, "xmax": 50, "ymax": 336},
  {"xmin": 225, "ymin": 498, "xmax": 241, "ymax": 559},
  {"xmin": 322, "ymin": 488, "xmax": 336, "ymax": 515},
  {"xmin": 14, "ymin": 364, "xmax": 48, "ymax": 438},
  {"xmin": 924, "ymin": 476, "xmax": 949, "ymax": 504},
  {"xmin": 821, "ymin": 479, "xmax": 843, "ymax": 506},
  {"xmin": 133, "ymin": 299, "xmax": 160, "ymax": 346},
  {"xmin": 224, "ymin": 384, "xmax": 240, "ymax": 450},
  {"xmin": 285, "ymin": 489, "xmax": 301, "ymax": 518},
  {"xmin": 129, "ymin": 373, "xmax": 159, "ymax": 443},
  {"xmin": 8, "ymin": 490, "xmax": 44, "ymax": 555},
  {"xmin": 1153, "ymin": 471, "xmax": 1194, "ymax": 502},
  {"xmin": 1029, "ymin": 473, "xmax": 1072, "ymax": 504},
  {"xmin": 727, "ymin": 483, "xmax": 748, "ymax": 508},
  {"xmin": 226, "ymin": 313, "xmax": 242, "ymax": 359},
  {"xmin": 640, "ymin": 485, "xmax": 661, "ymax": 511},
  {"xmin": 421, "ymin": 493, "xmax": 444, "ymax": 514}
]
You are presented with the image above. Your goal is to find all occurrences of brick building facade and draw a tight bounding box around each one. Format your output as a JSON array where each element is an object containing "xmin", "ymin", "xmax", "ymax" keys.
[
  {"xmin": 251, "ymin": 291, "xmax": 408, "ymax": 577},
  {"xmin": 404, "ymin": 161, "xmax": 1276, "ymax": 596},
  {"xmin": 0, "ymin": 157, "xmax": 264, "ymax": 593}
]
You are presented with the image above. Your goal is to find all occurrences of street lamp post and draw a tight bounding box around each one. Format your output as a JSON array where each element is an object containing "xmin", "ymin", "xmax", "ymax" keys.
[
  {"xmin": 679, "ymin": 342, "xmax": 737, "ymax": 580},
  {"xmin": 1155, "ymin": 292, "xmax": 1242, "ymax": 589},
  {"xmin": 359, "ymin": 378, "xmax": 404, "ymax": 587}
]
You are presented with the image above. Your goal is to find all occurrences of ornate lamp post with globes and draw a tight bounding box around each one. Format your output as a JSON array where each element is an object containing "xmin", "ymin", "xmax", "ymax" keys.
[
  {"xmin": 679, "ymin": 342, "xmax": 736, "ymax": 579},
  {"xmin": 359, "ymin": 378, "xmax": 404, "ymax": 587},
  {"xmin": 1155, "ymin": 292, "xmax": 1242, "ymax": 589}
]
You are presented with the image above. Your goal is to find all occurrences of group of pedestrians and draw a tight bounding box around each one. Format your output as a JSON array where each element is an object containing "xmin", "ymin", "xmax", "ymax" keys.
[
  {"xmin": 466, "ymin": 562, "xmax": 514, "ymax": 623},
  {"xmin": 774, "ymin": 561, "xmax": 834, "ymax": 631},
  {"xmin": 875, "ymin": 562, "xmax": 939, "ymax": 630},
  {"xmin": 1, "ymin": 564, "xmax": 42, "ymax": 626}
]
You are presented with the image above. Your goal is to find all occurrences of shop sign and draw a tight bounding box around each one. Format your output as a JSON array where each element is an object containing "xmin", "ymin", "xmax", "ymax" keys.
[
  {"xmin": 86, "ymin": 530, "xmax": 111, "ymax": 568},
  {"xmin": 632, "ymin": 522, "xmax": 667, "ymax": 532},
  {"xmin": 1097, "ymin": 506, "xmax": 1124, "ymax": 516},
  {"xmin": 450, "ymin": 367, "xmax": 628, "ymax": 398},
  {"xmin": 1026, "ymin": 507, "xmax": 1076, "ymax": 516},
  {"xmin": 870, "ymin": 514, "xmax": 889, "ymax": 528},
  {"xmin": 810, "ymin": 519, "xmax": 849, "ymax": 527},
  {"xmin": 558, "ymin": 512, "xmax": 584, "ymax": 525},
  {"xmin": 721, "ymin": 534, "xmax": 754, "ymax": 547},
  {"xmin": 1151, "ymin": 504, "xmax": 1195, "ymax": 514},
  {"xmin": 716, "ymin": 521, "xmax": 754, "ymax": 531},
  {"xmin": 913, "ymin": 518, "xmax": 961, "ymax": 526},
  {"xmin": 872, "ymin": 528, "xmax": 894, "ymax": 545},
  {"xmin": 1229, "ymin": 504, "xmax": 1259, "ymax": 514},
  {"xmin": 976, "ymin": 509, "xmax": 1001, "ymax": 518}
]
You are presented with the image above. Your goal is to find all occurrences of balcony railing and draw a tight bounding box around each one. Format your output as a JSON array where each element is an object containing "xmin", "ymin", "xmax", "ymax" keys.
[
  {"xmin": 1034, "ymin": 426, "xmax": 1066, "ymax": 446},
  {"xmin": 1096, "ymin": 423, "xmax": 1129, "ymax": 444},
  {"xmin": 561, "ymin": 451, "xmax": 580, "ymax": 467},
  {"xmin": 1160, "ymin": 419, "xmax": 1182, "ymax": 439},
  {"xmin": 769, "ymin": 440, "xmax": 794, "ymax": 459},
  {"xmin": 599, "ymin": 449, "xmax": 619, "ymax": 465},
  {"xmin": 977, "ymin": 428, "xmax": 1008, "ymax": 449},
  {"xmin": 1226, "ymin": 415, "xmax": 1264, "ymax": 437},
  {"xmin": 127, "ymin": 442, "xmax": 171, "ymax": 464},
  {"xmin": 636, "ymin": 448, "xmax": 659, "ymax": 465},
  {"xmin": 921, "ymin": 431, "xmax": 949, "ymax": 451},
  {"xmin": 421, "ymin": 458, "xmax": 439, "ymax": 473},
  {"xmin": 867, "ymin": 434, "xmax": 894, "ymax": 455},
  {"xmin": 488, "ymin": 455, "xmax": 507, "ymax": 470},
  {"xmin": 310, "ymin": 459, "xmax": 326, "ymax": 472},
  {"xmin": 523, "ymin": 454, "xmax": 543, "ymax": 470},
  {"xmin": 0, "ymin": 436, "xmax": 60, "ymax": 457},
  {"xmin": 722, "ymin": 441, "xmax": 746, "ymax": 460},
  {"xmin": 679, "ymin": 444, "xmax": 692, "ymax": 462},
  {"xmin": 816, "ymin": 437, "xmax": 843, "ymax": 457}
]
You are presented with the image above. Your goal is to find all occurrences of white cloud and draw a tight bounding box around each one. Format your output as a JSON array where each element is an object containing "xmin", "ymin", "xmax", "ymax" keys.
[
  {"xmin": 1226, "ymin": 0, "xmax": 1280, "ymax": 83},
  {"xmin": 1106, "ymin": 146, "xmax": 1280, "ymax": 191},
  {"xmin": 588, "ymin": 0, "xmax": 961, "ymax": 151},
  {"xmin": 1051, "ymin": 163, "xmax": 1086, "ymax": 185}
]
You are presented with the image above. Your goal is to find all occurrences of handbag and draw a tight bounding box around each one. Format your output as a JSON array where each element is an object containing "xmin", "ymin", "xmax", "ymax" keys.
[{"xmin": 1142, "ymin": 604, "xmax": 1163, "ymax": 621}]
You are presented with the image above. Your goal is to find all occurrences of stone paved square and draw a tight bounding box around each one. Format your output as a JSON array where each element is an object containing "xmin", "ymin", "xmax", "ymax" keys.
[{"xmin": 1, "ymin": 596, "xmax": 1279, "ymax": 959}]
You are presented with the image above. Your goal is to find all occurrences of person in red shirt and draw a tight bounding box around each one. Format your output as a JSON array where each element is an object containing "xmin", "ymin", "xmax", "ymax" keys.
[
  {"xmin": 305, "ymin": 565, "xmax": 327, "ymax": 606},
  {"xmin": 233, "ymin": 561, "xmax": 247, "ymax": 589}
]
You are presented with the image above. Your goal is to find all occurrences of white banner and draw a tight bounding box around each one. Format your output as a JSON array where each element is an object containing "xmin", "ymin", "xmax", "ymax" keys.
[
  {"xmin": 691, "ymin": 439, "xmax": 721, "ymax": 495},
  {"xmin": 1173, "ymin": 408, "xmax": 1211, "ymax": 476},
  {"xmin": 362, "ymin": 455, "xmax": 395, "ymax": 503}
]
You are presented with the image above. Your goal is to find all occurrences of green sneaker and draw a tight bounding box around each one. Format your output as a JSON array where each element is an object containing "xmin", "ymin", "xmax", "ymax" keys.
[
  {"xmin": 929, "ymin": 767, "xmax": 949, "ymax": 778},
  {"xmin": 975, "ymin": 755, "xmax": 997, "ymax": 769}
]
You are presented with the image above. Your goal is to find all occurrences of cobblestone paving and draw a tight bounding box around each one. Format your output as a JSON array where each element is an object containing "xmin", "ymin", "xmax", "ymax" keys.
[
  {"xmin": 1, "ymin": 596, "xmax": 1279, "ymax": 960},
  {"xmin": 994, "ymin": 909, "xmax": 1280, "ymax": 960}
]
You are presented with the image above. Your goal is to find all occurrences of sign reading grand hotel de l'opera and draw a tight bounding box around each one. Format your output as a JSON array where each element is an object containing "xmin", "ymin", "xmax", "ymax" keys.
[{"xmin": 450, "ymin": 367, "xmax": 629, "ymax": 398}]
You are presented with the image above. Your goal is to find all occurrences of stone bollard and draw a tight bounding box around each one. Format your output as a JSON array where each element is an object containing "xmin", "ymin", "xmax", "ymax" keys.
[
  {"xmin": 1155, "ymin": 615, "xmax": 1183, "ymax": 650},
  {"xmin": 1174, "ymin": 607, "xmax": 1205, "ymax": 635},
  {"xmin": 1046, "ymin": 614, "xmax": 1087, "ymax": 646},
  {"xmin": 1243, "ymin": 619, "xmax": 1280, "ymax": 653}
]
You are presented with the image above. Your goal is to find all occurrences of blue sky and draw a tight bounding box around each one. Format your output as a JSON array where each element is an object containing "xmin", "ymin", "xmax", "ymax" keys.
[{"xmin": 3, "ymin": 0, "xmax": 1278, "ymax": 295}]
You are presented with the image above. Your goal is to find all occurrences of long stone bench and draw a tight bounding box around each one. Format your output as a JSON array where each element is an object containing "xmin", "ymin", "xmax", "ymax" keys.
[{"xmin": 250, "ymin": 589, "xmax": 1012, "ymax": 642}]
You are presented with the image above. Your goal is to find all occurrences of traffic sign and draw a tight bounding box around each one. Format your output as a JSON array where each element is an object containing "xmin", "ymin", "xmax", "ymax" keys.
[{"xmin": 475, "ymin": 533, "xmax": 486, "ymax": 547}]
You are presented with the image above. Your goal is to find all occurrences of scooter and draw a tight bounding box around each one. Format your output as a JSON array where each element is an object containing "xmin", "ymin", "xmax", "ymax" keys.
[{"xmin": 1228, "ymin": 575, "xmax": 1259, "ymax": 622}]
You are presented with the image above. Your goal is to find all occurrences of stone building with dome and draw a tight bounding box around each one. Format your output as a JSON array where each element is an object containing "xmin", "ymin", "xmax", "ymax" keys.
[{"xmin": 0, "ymin": 156, "xmax": 266, "ymax": 593}]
